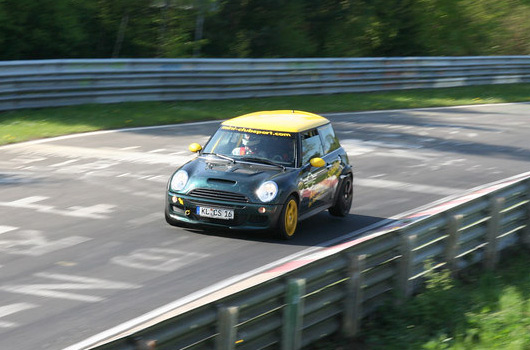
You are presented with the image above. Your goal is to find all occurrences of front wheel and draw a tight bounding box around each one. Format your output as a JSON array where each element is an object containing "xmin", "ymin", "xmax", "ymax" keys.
[
  {"xmin": 277, "ymin": 195, "xmax": 298, "ymax": 239},
  {"xmin": 329, "ymin": 176, "xmax": 353, "ymax": 217}
]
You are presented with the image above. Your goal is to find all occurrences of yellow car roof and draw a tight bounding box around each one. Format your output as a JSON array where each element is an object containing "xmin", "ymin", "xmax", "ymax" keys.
[{"xmin": 222, "ymin": 110, "xmax": 329, "ymax": 133}]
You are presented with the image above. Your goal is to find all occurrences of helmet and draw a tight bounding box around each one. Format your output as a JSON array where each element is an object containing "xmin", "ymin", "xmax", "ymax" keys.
[{"xmin": 242, "ymin": 133, "xmax": 260, "ymax": 146}]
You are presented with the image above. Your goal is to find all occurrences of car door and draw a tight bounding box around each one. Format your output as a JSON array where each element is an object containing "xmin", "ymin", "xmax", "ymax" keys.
[{"xmin": 299, "ymin": 128, "xmax": 334, "ymax": 213}]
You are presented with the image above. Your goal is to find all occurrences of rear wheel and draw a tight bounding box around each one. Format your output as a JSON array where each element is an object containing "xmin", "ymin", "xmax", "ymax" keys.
[
  {"xmin": 329, "ymin": 176, "xmax": 353, "ymax": 217},
  {"xmin": 277, "ymin": 195, "xmax": 298, "ymax": 239}
]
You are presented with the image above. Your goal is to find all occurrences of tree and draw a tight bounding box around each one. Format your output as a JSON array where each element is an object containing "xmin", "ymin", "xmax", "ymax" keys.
[
  {"xmin": 0, "ymin": 0, "xmax": 86, "ymax": 59},
  {"xmin": 0, "ymin": 0, "xmax": 529, "ymax": 60},
  {"xmin": 203, "ymin": 0, "xmax": 316, "ymax": 58},
  {"xmin": 154, "ymin": 0, "xmax": 211, "ymax": 58},
  {"xmin": 304, "ymin": 0, "xmax": 373, "ymax": 57}
]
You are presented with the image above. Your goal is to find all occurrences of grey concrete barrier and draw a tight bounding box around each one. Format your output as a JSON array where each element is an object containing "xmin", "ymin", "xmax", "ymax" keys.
[
  {"xmin": 1, "ymin": 56, "xmax": 530, "ymax": 111},
  {"xmin": 84, "ymin": 172, "xmax": 530, "ymax": 350}
]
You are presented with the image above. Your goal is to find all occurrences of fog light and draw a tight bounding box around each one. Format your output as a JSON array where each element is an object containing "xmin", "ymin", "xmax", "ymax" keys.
[
  {"xmin": 171, "ymin": 196, "xmax": 178, "ymax": 203},
  {"xmin": 258, "ymin": 207, "xmax": 266, "ymax": 214}
]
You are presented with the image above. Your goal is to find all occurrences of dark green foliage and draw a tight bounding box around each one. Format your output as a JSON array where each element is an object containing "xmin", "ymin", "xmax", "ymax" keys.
[
  {"xmin": 0, "ymin": 0, "xmax": 87, "ymax": 59},
  {"xmin": 202, "ymin": 0, "xmax": 316, "ymax": 57},
  {"xmin": 0, "ymin": 0, "xmax": 529, "ymax": 60},
  {"xmin": 309, "ymin": 249, "xmax": 530, "ymax": 349}
]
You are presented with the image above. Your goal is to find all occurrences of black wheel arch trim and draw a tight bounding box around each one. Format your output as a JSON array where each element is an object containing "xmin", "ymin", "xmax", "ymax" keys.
[{"xmin": 333, "ymin": 169, "xmax": 353, "ymax": 205}]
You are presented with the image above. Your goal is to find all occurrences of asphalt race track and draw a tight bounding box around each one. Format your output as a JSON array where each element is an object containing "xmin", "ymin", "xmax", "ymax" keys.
[{"xmin": 0, "ymin": 103, "xmax": 529, "ymax": 349}]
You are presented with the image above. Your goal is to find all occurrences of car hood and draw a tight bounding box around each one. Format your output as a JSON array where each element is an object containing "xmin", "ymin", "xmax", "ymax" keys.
[{"xmin": 177, "ymin": 157, "xmax": 297, "ymax": 203}]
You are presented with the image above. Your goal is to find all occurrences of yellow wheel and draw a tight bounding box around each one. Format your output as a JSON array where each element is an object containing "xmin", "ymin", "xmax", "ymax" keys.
[{"xmin": 278, "ymin": 195, "xmax": 298, "ymax": 239}]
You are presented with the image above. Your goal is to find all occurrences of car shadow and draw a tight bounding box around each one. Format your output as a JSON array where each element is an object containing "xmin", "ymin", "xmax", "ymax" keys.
[{"xmin": 179, "ymin": 212, "xmax": 386, "ymax": 247}]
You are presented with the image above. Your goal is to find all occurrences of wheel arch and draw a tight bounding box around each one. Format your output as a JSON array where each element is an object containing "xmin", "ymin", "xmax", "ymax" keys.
[{"xmin": 333, "ymin": 170, "xmax": 353, "ymax": 205}]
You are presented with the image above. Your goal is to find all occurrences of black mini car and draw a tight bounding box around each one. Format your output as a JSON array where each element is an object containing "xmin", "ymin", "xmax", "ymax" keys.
[{"xmin": 166, "ymin": 110, "xmax": 353, "ymax": 239}]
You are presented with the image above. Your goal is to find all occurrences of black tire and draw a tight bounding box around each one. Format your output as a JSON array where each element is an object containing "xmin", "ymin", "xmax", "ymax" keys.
[
  {"xmin": 277, "ymin": 195, "xmax": 299, "ymax": 240},
  {"xmin": 329, "ymin": 176, "xmax": 353, "ymax": 217}
]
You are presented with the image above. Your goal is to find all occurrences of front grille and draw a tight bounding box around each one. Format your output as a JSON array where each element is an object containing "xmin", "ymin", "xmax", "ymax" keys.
[{"xmin": 188, "ymin": 188, "xmax": 249, "ymax": 203}]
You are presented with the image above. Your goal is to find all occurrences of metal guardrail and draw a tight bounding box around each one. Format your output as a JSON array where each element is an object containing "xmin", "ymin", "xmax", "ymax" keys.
[
  {"xmin": 88, "ymin": 173, "xmax": 530, "ymax": 350},
  {"xmin": 1, "ymin": 56, "xmax": 530, "ymax": 111}
]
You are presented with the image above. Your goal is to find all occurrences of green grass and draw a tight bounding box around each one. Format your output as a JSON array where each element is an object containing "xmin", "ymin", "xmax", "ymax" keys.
[
  {"xmin": 310, "ymin": 249, "xmax": 530, "ymax": 350},
  {"xmin": 1, "ymin": 83, "xmax": 530, "ymax": 145}
]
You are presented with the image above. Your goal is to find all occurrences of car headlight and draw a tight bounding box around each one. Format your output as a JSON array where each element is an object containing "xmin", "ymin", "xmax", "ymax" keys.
[
  {"xmin": 170, "ymin": 170, "xmax": 189, "ymax": 191},
  {"xmin": 256, "ymin": 181, "xmax": 278, "ymax": 202}
]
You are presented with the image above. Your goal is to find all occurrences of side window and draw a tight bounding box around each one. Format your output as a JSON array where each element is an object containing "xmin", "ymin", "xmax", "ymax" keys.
[
  {"xmin": 318, "ymin": 124, "xmax": 340, "ymax": 154},
  {"xmin": 301, "ymin": 129, "xmax": 324, "ymax": 164}
]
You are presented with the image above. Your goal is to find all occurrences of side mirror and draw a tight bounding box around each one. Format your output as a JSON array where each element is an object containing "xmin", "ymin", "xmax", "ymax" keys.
[
  {"xmin": 189, "ymin": 143, "xmax": 202, "ymax": 153},
  {"xmin": 310, "ymin": 157, "xmax": 325, "ymax": 168}
]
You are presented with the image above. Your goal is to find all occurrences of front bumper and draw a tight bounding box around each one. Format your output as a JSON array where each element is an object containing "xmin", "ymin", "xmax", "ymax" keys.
[{"xmin": 166, "ymin": 192, "xmax": 282, "ymax": 231}]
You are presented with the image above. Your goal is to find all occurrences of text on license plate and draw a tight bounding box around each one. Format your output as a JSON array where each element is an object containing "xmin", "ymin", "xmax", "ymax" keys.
[{"xmin": 196, "ymin": 206, "xmax": 234, "ymax": 220}]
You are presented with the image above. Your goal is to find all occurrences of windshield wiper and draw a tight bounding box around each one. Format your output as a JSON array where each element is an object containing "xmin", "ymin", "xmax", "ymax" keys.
[
  {"xmin": 202, "ymin": 152, "xmax": 236, "ymax": 163},
  {"xmin": 240, "ymin": 156, "xmax": 285, "ymax": 170}
]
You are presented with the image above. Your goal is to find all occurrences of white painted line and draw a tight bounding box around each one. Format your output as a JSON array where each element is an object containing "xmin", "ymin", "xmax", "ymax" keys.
[
  {"xmin": 0, "ymin": 230, "xmax": 90, "ymax": 256},
  {"xmin": 8, "ymin": 144, "xmax": 193, "ymax": 166},
  {"xmin": 67, "ymin": 204, "xmax": 115, "ymax": 219},
  {"xmin": 1, "ymin": 273, "xmax": 141, "ymax": 303},
  {"xmin": 10, "ymin": 156, "xmax": 46, "ymax": 164},
  {"xmin": 0, "ymin": 197, "xmax": 115, "ymax": 219},
  {"xmin": 323, "ymin": 101, "xmax": 530, "ymax": 118},
  {"xmin": 356, "ymin": 178, "xmax": 461, "ymax": 195},
  {"xmin": 127, "ymin": 213, "xmax": 162, "ymax": 226},
  {"xmin": 0, "ymin": 226, "xmax": 17, "ymax": 235},
  {"xmin": 0, "ymin": 303, "xmax": 37, "ymax": 328},
  {"xmin": 7, "ymin": 196, "xmax": 50, "ymax": 208},
  {"xmin": 112, "ymin": 248, "xmax": 209, "ymax": 272},
  {"xmin": 50, "ymin": 159, "xmax": 80, "ymax": 167}
]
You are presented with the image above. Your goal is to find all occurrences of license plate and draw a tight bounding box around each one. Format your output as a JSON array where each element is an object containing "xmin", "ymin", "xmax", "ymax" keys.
[{"xmin": 196, "ymin": 206, "xmax": 234, "ymax": 220}]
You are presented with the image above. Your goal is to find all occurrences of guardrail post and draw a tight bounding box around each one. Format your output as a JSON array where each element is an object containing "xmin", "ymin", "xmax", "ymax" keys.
[
  {"xmin": 342, "ymin": 254, "xmax": 365, "ymax": 338},
  {"xmin": 445, "ymin": 214, "xmax": 463, "ymax": 274},
  {"xmin": 217, "ymin": 306, "xmax": 239, "ymax": 350},
  {"xmin": 397, "ymin": 232, "xmax": 417, "ymax": 301},
  {"xmin": 484, "ymin": 197, "xmax": 504, "ymax": 270},
  {"xmin": 523, "ymin": 179, "xmax": 530, "ymax": 249},
  {"xmin": 282, "ymin": 279, "xmax": 305, "ymax": 350}
]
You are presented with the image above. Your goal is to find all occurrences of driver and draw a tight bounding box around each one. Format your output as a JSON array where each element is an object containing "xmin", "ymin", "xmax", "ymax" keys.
[{"xmin": 232, "ymin": 133, "xmax": 261, "ymax": 155}]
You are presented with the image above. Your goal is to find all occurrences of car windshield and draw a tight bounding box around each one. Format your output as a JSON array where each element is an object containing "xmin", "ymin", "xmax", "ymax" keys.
[{"xmin": 202, "ymin": 126, "xmax": 296, "ymax": 167}]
